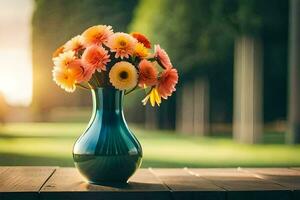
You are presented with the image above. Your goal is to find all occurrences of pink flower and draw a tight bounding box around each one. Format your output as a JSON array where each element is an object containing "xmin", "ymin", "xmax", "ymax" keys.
[
  {"xmin": 107, "ymin": 32, "xmax": 137, "ymax": 59},
  {"xmin": 157, "ymin": 68, "xmax": 178, "ymax": 99},
  {"xmin": 154, "ymin": 45, "xmax": 173, "ymax": 69},
  {"xmin": 82, "ymin": 45, "xmax": 111, "ymax": 72}
]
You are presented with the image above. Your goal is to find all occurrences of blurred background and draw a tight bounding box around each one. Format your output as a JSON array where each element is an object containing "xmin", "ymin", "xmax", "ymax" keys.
[{"xmin": 0, "ymin": 0, "xmax": 299, "ymax": 167}]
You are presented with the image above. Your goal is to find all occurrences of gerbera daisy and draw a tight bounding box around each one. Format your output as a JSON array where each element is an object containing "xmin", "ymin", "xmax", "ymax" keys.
[
  {"xmin": 52, "ymin": 67, "xmax": 77, "ymax": 92},
  {"xmin": 64, "ymin": 35, "xmax": 84, "ymax": 52},
  {"xmin": 134, "ymin": 43, "xmax": 149, "ymax": 58},
  {"xmin": 68, "ymin": 59, "xmax": 93, "ymax": 83},
  {"xmin": 138, "ymin": 59, "xmax": 158, "ymax": 88},
  {"xmin": 81, "ymin": 45, "xmax": 111, "ymax": 72},
  {"xmin": 154, "ymin": 44, "xmax": 173, "ymax": 69},
  {"xmin": 82, "ymin": 25, "xmax": 113, "ymax": 46},
  {"xmin": 157, "ymin": 68, "xmax": 178, "ymax": 99},
  {"xmin": 131, "ymin": 32, "xmax": 151, "ymax": 48},
  {"xmin": 107, "ymin": 32, "xmax": 137, "ymax": 59},
  {"xmin": 53, "ymin": 50, "xmax": 76, "ymax": 70},
  {"xmin": 109, "ymin": 61, "xmax": 138, "ymax": 90},
  {"xmin": 142, "ymin": 87, "xmax": 161, "ymax": 107}
]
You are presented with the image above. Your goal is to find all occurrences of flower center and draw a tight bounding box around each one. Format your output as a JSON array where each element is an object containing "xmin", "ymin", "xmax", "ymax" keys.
[
  {"xmin": 119, "ymin": 71, "xmax": 128, "ymax": 79},
  {"xmin": 119, "ymin": 40, "xmax": 127, "ymax": 47}
]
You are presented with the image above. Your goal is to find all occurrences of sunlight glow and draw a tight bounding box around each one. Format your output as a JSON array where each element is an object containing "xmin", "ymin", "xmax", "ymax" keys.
[
  {"xmin": 0, "ymin": 50, "xmax": 32, "ymax": 106},
  {"xmin": 0, "ymin": 0, "xmax": 33, "ymax": 106}
]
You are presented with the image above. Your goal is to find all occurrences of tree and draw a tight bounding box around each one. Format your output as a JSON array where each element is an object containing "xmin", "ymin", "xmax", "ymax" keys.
[
  {"xmin": 130, "ymin": 0, "xmax": 234, "ymax": 133},
  {"xmin": 287, "ymin": 0, "xmax": 300, "ymax": 144}
]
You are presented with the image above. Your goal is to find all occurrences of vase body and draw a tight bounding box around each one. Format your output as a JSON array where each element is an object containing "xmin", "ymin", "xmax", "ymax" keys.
[{"xmin": 73, "ymin": 87, "xmax": 143, "ymax": 184}]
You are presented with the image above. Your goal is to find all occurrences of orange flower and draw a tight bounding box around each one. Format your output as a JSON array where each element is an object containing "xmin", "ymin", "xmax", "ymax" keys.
[
  {"xmin": 64, "ymin": 35, "xmax": 84, "ymax": 52},
  {"xmin": 157, "ymin": 68, "xmax": 178, "ymax": 99},
  {"xmin": 52, "ymin": 45, "xmax": 64, "ymax": 58},
  {"xmin": 82, "ymin": 25, "xmax": 113, "ymax": 46},
  {"xmin": 134, "ymin": 43, "xmax": 149, "ymax": 58},
  {"xmin": 131, "ymin": 32, "xmax": 151, "ymax": 48},
  {"xmin": 52, "ymin": 67, "xmax": 77, "ymax": 92},
  {"xmin": 82, "ymin": 45, "xmax": 111, "ymax": 72},
  {"xmin": 107, "ymin": 32, "xmax": 137, "ymax": 59},
  {"xmin": 138, "ymin": 59, "xmax": 158, "ymax": 88},
  {"xmin": 53, "ymin": 51, "xmax": 76, "ymax": 70},
  {"xmin": 52, "ymin": 58, "xmax": 94, "ymax": 92},
  {"xmin": 154, "ymin": 44, "xmax": 172, "ymax": 69}
]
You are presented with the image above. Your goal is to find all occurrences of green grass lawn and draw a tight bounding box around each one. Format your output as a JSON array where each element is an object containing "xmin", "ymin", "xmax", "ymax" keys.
[{"xmin": 0, "ymin": 123, "xmax": 299, "ymax": 167}]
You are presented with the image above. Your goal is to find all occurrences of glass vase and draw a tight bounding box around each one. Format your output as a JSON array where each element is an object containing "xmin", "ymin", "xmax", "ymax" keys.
[{"xmin": 73, "ymin": 87, "xmax": 143, "ymax": 184}]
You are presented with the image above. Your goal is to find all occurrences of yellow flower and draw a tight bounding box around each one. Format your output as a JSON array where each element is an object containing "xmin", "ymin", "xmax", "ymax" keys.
[
  {"xmin": 52, "ymin": 67, "xmax": 77, "ymax": 92},
  {"xmin": 142, "ymin": 88, "xmax": 161, "ymax": 107},
  {"xmin": 134, "ymin": 43, "xmax": 149, "ymax": 58},
  {"xmin": 109, "ymin": 61, "xmax": 138, "ymax": 90}
]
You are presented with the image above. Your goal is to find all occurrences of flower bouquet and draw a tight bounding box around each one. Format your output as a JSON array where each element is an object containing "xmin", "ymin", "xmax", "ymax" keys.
[{"xmin": 52, "ymin": 25, "xmax": 178, "ymax": 184}]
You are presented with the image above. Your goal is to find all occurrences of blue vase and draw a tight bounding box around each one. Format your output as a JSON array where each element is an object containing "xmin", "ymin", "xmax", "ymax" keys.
[{"xmin": 73, "ymin": 87, "xmax": 143, "ymax": 184}]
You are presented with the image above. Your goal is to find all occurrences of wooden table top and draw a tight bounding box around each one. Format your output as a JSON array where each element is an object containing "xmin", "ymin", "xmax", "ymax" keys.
[{"xmin": 0, "ymin": 167, "xmax": 299, "ymax": 200}]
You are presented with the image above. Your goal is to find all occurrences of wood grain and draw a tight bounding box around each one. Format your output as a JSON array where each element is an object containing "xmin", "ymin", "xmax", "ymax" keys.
[
  {"xmin": 242, "ymin": 168, "xmax": 300, "ymax": 200},
  {"xmin": 0, "ymin": 167, "xmax": 8, "ymax": 175},
  {"xmin": 242, "ymin": 168, "xmax": 300, "ymax": 189},
  {"xmin": 187, "ymin": 168, "xmax": 291, "ymax": 200},
  {"xmin": 40, "ymin": 168, "xmax": 171, "ymax": 200},
  {"xmin": 0, "ymin": 166, "xmax": 56, "ymax": 200},
  {"xmin": 151, "ymin": 168, "xmax": 225, "ymax": 200},
  {"xmin": 1, "ymin": 167, "xmax": 299, "ymax": 200}
]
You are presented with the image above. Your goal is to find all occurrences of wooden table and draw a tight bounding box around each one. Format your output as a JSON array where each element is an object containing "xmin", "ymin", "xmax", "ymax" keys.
[{"xmin": 0, "ymin": 167, "xmax": 300, "ymax": 200}]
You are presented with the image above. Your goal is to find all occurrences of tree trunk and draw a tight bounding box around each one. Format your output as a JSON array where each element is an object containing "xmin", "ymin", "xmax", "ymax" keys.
[
  {"xmin": 176, "ymin": 78, "xmax": 210, "ymax": 135},
  {"xmin": 193, "ymin": 78, "xmax": 210, "ymax": 136},
  {"xmin": 287, "ymin": 0, "xmax": 300, "ymax": 144},
  {"xmin": 233, "ymin": 36, "xmax": 263, "ymax": 144}
]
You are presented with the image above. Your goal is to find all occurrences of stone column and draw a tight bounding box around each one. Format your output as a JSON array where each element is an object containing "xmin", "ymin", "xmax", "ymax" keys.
[
  {"xmin": 233, "ymin": 36, "xmax": 263, "ymax": 144},
  {"xmin": 287, "ymin": 0, "xmax": 300, "ymax": 144}
]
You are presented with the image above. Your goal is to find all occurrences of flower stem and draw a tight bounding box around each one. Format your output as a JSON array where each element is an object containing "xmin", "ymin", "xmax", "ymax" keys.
[
  {"xmin": 76, "ymin": 83, "xmax": 90, "ymax": 90},
  {"xmin": 125, "ymin": 84, "xmax": 138, "ymax": 95}
]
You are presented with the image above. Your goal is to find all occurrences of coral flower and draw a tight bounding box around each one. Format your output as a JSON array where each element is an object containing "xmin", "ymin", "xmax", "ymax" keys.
[
  {"xmin": 131, "ymin": 32, "xmax": 151, "ymax": 48},
  {"xmin": 52, "ymin": 67, "xmax": 77, "ymax": 92},
  {"xmin": 142, "ymin": 88, "xmax": 161, "ymax": 107},
  {"xmin": 157, "ymin": 68, "xmax": 178, "ymax": 99},
  {"xmin": 107, "ymin": 32, "xmax": 137, "ymax": 59},
  {"xmin": 134, "ymin": 43, "xmax": 149, "ymax": 58},
  {"xmin": 82, "ymin": 45, "xmax": 111, "ymax": 72},
  {"xmin": 138, "ymin": 59, "xmax": 158, "ymax": 88},
  {"xmin": 53, "ymin": 50, "xmax": 76, "ymax": 70},
  {"xmin": 109, "ymin": 61, "xmax": 138, "ymax": 90},
  {"xmin": 154, "ymin": 44, "xmax": 173, "ymax": 69},
  {"xmin": 82, "ymin": 25, "xmax": 113, "ymax": 46},
  {"xmin": 68, "ymin": 59, "xmax": 93, "ymax": 82},
  {"xmin": 64, "ymin": 35, "xmax": 84, "ymax": 52},
  {"xmin": 52, "ymin": 45, "xmax": 65, "ymax": 58}
]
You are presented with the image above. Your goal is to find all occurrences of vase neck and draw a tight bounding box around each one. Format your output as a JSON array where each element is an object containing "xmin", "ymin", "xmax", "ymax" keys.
[{"xmin": 92, "ymin": 87, "xmax": 124, "ymax": 112}]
